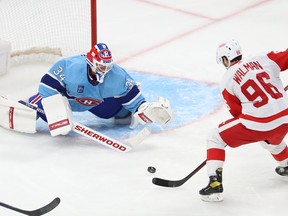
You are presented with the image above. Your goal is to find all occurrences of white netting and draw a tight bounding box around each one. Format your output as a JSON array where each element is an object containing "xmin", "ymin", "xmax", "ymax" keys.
[
  {"xmin": 0, "ymin": 0, "xmax": 92, "ymax": 61},
  {"xmin": 10, "ymin": 47, "xmax": 63, "ymax": 66}
]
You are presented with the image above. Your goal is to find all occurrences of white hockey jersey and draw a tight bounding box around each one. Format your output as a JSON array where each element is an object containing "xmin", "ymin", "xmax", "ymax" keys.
[{"xmin": 221, "ymin": 49, "xmax": 288, "ymax": 131}]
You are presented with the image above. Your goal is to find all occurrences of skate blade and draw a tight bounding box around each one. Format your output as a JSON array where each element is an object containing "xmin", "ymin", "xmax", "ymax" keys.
[
  {"xmin": 201, "ymin": 193, "xmax": 223, "ymax": 202},
  {"xmin": 276, "ymin": 167, "xmax": 288, "ymax": 176}
]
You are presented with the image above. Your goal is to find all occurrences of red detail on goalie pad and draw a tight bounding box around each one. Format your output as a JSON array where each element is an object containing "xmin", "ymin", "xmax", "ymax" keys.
[
  {"xmin": 9, "ymin": 107, "xmax": 14, "ymax": 129},
  {"xmin": 207, "ymin": 148, "xmax": 225, "ymax": 161},
  {"xmin": 138, "ymin": 113, "xmax": 152, "ymax": 123},
  {"xmin": 49, "ymin": 119, "xmax": 70, "ymax": 131}
]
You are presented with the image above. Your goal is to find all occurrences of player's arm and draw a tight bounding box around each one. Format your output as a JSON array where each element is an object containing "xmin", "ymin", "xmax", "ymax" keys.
[
  {"xmin": 222, "ymin": 89, "xmax": 242, "ymax": 117},
  {"xmin": 39, "ymin": 60, "xmax": 67, "ymax": 98},
  {"xmin": 267, "ymin": 49, "xmax": 288, "ymax": 71},
  {"xmin": 34, "ymin": 60, "xmax": 69, "ymax": 122}
]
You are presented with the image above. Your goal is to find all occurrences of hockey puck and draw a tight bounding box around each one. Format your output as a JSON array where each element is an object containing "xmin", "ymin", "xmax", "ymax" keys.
[{"xmin": 147, "ymin": 166, "xmax": 156, "ymax": 173}]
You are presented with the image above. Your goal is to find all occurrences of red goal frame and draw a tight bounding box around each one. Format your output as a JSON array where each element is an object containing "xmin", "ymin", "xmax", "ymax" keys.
[{"xmin": 91, "ymin": 0, "xmax": 97, "ymax": 46}]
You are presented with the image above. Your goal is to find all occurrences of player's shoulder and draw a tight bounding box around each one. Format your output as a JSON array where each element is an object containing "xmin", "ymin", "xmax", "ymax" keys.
[
  {"xmin": 248, "ymin": 52, "xmax": 267, "ymax": 60},
  {"xmin": 63, "ymin": 54, "xmax": 86, "ymax": 65},
  {"xmin": 111, "ymin": 64, "xmax": 127, "ymax": 73},
  {"xmin": 55, "ymin": 55, "xmax": 86, "ymax": 71},
  {"xmin": 54, "ymin": 54, "xmax": 85, "ymax": 65},
  {"xmin": 108, "ymin": 64, "xmax": 130, "ymax": 78},
  {"xmin": 103, "ymin": 64, "xmax": 135, "ymax": 89}
]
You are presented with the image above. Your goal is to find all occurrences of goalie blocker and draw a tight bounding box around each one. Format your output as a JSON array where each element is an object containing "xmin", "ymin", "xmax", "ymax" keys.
[{"xmin": 41, "ymin": 94, "xmax": 73, "ymax": 136}]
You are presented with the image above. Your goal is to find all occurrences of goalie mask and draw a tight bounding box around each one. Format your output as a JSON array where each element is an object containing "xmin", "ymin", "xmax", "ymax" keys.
[
  {"xmin": 86, "ymin": 43, "xmax": 113, "ymax": 83},
  {"xmin": 216, "ymin": 39, "xmax": 242, "ymax": 68}
]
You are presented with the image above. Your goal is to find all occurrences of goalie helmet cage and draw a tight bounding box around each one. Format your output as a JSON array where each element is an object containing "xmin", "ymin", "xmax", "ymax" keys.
[{"xmin": 0, "ymin": 0, "xmax": 97, "ymax": 64}]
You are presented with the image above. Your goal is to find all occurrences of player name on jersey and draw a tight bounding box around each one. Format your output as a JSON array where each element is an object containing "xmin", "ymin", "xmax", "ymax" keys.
[{"xmin": 233, "ymin": 61, "xmax": 263, "ymax": 84}]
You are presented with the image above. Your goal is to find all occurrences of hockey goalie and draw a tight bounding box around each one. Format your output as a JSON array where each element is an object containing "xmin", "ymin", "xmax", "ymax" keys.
[{"xmin": 0, "ymin": 42, "xmax": 172, "ymax": 138}]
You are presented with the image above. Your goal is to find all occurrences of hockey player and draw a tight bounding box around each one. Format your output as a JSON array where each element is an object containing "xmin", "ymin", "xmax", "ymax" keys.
[
  {"xmin": 0, "ymin": 43, "xmax": 172, "ymax": 136},
  {"xmin": 199, "ymin": 39, "xmax": 288, "ymax": 202}
]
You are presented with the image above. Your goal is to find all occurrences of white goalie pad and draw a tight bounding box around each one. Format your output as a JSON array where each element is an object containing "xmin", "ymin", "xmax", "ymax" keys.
[
  {"xmin": 0, "ymin": 95, "xmax": 36, "ymax": 133},
  {"xmin": 41, "ymin": 94, "xmax": 73, "ymax": 136},
  {"xmin": 133, "ymin": 96, "xmax": 173, "ymax": 126}
]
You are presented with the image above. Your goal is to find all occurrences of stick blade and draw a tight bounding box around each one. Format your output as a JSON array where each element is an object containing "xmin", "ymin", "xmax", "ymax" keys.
[
  {"xmin": 30, "ymin": 197, "xmax": 61, "ymax": 216},
  {"xmin": 152, "ymin": 178, "xmax": 181, "ymax": 187},
  {"xmin": 0, "ymin": 197, "xmax": 61, "ymax": 216},
  {"xmin": 151, "ymin": 161, "xmax": 206, "ymax": 188}
]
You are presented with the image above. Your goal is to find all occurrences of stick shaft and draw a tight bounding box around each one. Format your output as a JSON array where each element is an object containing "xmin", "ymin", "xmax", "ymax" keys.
[{"xmin": 152, "ymin": 160, "xmax": 206, "ymax": 187}]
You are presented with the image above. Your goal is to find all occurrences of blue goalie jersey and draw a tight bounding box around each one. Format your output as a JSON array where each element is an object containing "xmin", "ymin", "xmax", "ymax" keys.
[{"xmin": 30, "ymin": 55, "xmax": 146, "ymax": 121}]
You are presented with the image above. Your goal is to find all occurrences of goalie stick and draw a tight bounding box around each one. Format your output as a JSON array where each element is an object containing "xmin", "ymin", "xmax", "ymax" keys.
[
  {"xmin": 16, "ymin": 99, "xmax": 150, "ymax": 153},
  {"xmin": 152, "ymin": 160, "xmax": 206, "ymax": 187},
  {"xmin": 0, "ymin": 197, "xmax": 60, "ymax": 216}
]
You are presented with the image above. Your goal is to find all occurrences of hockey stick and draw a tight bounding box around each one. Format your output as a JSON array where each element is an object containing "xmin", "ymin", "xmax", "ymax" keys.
[
  {"xmin": 152, "ymin": 160, "xmax": 206, "ymax": 187},
  {"xmin": 0, "ymin": 197, "xmax": 60, "ymax": 216},
  {"xmin": 16, "ymin": 99, "xmax": 150, "ymax": 153},
  {"xmin": 152, "ymin": 84, "xmax": 288, "ymax": 186}
]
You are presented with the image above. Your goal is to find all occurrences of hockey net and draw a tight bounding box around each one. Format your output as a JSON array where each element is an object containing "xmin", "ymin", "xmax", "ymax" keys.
[{"xmin": 0, "ymin": 0, "xmax": 97, "ymax": 65}]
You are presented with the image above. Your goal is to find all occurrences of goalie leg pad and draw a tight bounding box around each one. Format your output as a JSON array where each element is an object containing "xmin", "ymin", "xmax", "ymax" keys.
[
  {"xmin": 0, "ymin": 99, "xmax": 36, "ymax": 133},
  {"xmin": 41, "ymin": 94, "xmax": 73, "ymax": 136}
]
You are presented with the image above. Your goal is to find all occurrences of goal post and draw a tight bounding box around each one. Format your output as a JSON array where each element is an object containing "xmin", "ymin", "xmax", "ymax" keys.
[
  {"xmin": 0, "ymin": 0, "xmax": 97, "ymax": 61},
  {"xmin": 91, "ymin": 0, "xmax": 97, "ymax": 47}
]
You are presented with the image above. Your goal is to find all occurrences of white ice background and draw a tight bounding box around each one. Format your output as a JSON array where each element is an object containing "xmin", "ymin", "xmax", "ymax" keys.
[{"xmin": 0, "ymin": 0, "xmax": 288, "ymax": 215}]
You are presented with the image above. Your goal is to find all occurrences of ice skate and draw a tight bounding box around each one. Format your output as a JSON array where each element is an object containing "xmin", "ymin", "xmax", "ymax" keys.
[
  {"xmin": 199, "ymin": 168, "xmax": 223, "ymax": 202},
  {"xmin": 275, "ymin": 166, "xmax": 288, "ymax": 176}
]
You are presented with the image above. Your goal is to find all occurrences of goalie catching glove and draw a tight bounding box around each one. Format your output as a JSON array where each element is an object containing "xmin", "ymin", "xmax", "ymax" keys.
[{"xmin": 132, "ymin": 96, "xmax": 172, "ymax": 127}]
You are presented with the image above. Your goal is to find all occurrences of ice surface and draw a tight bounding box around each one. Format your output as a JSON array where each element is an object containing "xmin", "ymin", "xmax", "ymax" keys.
[{"xmin": 0, "ymin": 0, "xmax": 288, "ymax": 215}]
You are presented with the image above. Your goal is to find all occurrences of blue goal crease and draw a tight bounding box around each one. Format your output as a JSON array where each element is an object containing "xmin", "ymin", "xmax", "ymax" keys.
[{"xmin": 36, "ymin": 72, "xmax": 222, "ymax": 139}]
